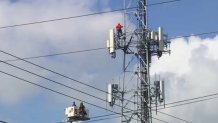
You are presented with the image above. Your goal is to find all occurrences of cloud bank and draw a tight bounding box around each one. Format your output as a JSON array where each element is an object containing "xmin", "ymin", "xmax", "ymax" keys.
[
  {"xmin": 0, "ymin": 0, "xmax": 122, "ymax": 104},
  {"xmin": 151, "ymin": 36, "xmax": 218, "ymax": 123}
]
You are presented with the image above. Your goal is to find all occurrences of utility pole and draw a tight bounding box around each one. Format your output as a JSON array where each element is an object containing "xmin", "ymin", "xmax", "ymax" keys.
[{"xmin": 107, "ymin": 0, "xmax": 170, "ymax": 123}]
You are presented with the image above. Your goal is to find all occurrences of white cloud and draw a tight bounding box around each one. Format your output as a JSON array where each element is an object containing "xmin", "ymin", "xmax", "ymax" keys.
[
  {"xmin": 0, "ymin": 0, "xmax": 123, "ymax": 104},
  {"xmin": 151, "ymin": 35, "xmax": 218, "ymax": 123}
]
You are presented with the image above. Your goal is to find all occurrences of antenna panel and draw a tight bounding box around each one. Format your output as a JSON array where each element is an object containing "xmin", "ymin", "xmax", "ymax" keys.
[
  {"xmin": 158, "ymin": 27, "xmax": 164, "ymax": 51},
  {"xmin": 109, "ymin": 29, "xmax": 115, "ymax": 54},
  {"xmin": 107, "ymin": 40, "xmax": 110, "ymax": 49},
  {"xmin": 159, "ymin": 80, "xmax": 164, "ymax": 102},
  {"xmin": 107, "ymin": 84, "xmax": 113, "ymax": 104}
]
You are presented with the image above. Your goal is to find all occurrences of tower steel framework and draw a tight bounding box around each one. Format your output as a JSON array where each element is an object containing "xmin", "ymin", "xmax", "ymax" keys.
[{"xmin": 107, "ymin": 0, "xmax": 170, "ymax": 123}]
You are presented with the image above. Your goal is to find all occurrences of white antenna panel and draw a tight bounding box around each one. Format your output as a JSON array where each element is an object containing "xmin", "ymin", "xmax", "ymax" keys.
[
  {"xmin": 158, "ymin": 27, "xmax": 164, "ymax": 51},
  {"xmin": 107, "ymin": 40, "xmax": 110, "ymax": 49},
  {"xmin": 159, "ymin": 80, "xmax": 164, "ymax": 102},
  {"xmin": 107, "ymin": 84, "xmax": 113, "ymax": 104},
  {"xmin": 109, "ymin": 29, "xmax": 115, "ymax": 54},
  {"xmin": 150, "ymin": 31, "xmax": 155, "ymax": 40},
  {"xmin": 150, "ymin": 31, "xmax": 158, "ymax": 41}
]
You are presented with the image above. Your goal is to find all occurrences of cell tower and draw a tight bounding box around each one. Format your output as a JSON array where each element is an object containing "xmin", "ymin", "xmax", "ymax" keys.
[{"xmin": 107, "ymin": 0, "xmax": 170, "ymax": 123}]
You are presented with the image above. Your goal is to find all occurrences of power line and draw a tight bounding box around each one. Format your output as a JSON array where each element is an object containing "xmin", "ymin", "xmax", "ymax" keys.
[
  {"xmin": 84, "ymin": 107, "xmax": 191, "ymax": 123},
  {"xmin": 0, "ymin": 28, "xmax": 214, "ymax": 122},
  {"xmin": 84, "ymin": 116, "xmax": 121, "ymax": 123},
  {"xmin": 156, "ymin": 111, "xmax": 192, "ymax": 123},
  {"xmin": 0, "ymin": 28, "xmax": 216, "ymax": 111},
  {"xmin": 0, "ymin": 70, "xmax": 169, "ymax": 123},
  {"xmin": 0, "ymin": 49, "xmax": 164, "ymax": 123},
  {"xmin": 152, "ymin": 117, "xmax": 169, "ymax": 123},
  {"xmin": 57, "ymin": 114, "xmax": 122, "ymax": 123},
  {"xmin": 0, "ymin": 70, "xmax": 133, "ymax": 121},
  {"xmin": 165, "ymin": 92, "xmax": 218, "ymax": 106},
  {"xmin": 0, "ymin": 59, "xmax": 106, "ymax": 101},
  {"xmin": 2, "ymin": 46, "xmax": 188, "ymax": 123},
  {"xmin": 160, "ymin": 96, "xmax": 218, "ymax": 110},
  {"xmin": 0, "ymin": 59, "xmax": 138, "ymax": 113},
  {"xmin": 0, "ymin": 0, "xmax": 181, "ymax": 29},
  {"xmin": 151, "ymin": 94, "xmax": 218, "ymax": 122},
  {"xmin": 68, "ymin": 90, "xmax": 218, "ymax": 123},
  {"xmin": 149, "ymin": 0, "xmax": 182, "ymax": 6},
  {"xmin": 4, "ymin": 47, "xmax": 106, "ymax": 62},
  {"xmin": 3, "ymin": 51, "xmax": 182, "ymax": 123},
  {"xmin": 0, "ymin": 57, "xmax": 207, "ymax": 123},
  {"xmin": 150, "ymin": 92, "xmax": 218, "ymax": 110},
  {"xmin": 5, "ymin": 47, "xmax": 174, "ymax": 123},
  {"xmin": 58, "ymin": 112, "xmax": 128, "ymax": 123},
  {"xmin": 130, "ymin": 30, "xmax": 218, "ymax": 46},
  {"xmin": 2, "ymin": 48, "xmax": 181, "ymax": 123},
  {"xmin": 84, "ymin": 115, "xmax": 169, "ymax": 123},
  {"xmin": 3, "ymin": 29, "xmax": 218, "ymax": 63},
  {"xmin": 0, "ymin": 49, "xmax": 107, "ymax": 93},
  {"xmin": 0, "ymin": 49, "xmax": 138, "ymax": 105},
  {"xmin": 85, "ymin": 115, "xmax": 169, "ymax": 123},
  {"xmin": 0, "ymin": 8, "xmax": 136, "ymax": 29},
  {"xmin": 169, "ymin": 30, "xmax": 218, "ymax": 40}
]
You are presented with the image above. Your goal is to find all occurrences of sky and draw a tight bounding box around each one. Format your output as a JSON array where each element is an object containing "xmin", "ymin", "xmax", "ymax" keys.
[{"xmin": 0, "ymin": 0, "xmax": 218, "ymax": 123}]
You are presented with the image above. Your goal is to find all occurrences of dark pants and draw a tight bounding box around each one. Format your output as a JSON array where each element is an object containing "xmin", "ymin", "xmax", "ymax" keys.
[{"xmin": 117, "ymin": 29, "xmax": 122, "ymax": 39}]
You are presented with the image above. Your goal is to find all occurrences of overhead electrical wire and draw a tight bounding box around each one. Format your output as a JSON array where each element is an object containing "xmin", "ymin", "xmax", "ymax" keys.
[
  {"xmin": 87, "ymin": 105, "xmax": 194, "ymax": 123},
  {"xmin": 57, "ymin": 112, "xmax": 127, "ymax": 123},
  {"xmin": 0, "ymin": 49, "xmax": 192, "ymax": 123},
  {"xmin": 0, "ymin": 52, "xmax": 184, "ymax": 123},
  {"xmin": 0, "ymin": 30, "xmax": 216, "ymax": 123},
  {"xmin": 0, "ymin": 49, "xmax": 171, "ymax": 123},
  {"xmin": 63, "ymin": 115, "xmax": 169, "ymax": 123},
  {"xmin": 130, "ymin": 30, "xmax": 218, "ymax": 46},
  {"xmin": 0, "ymin": 0, "xmax": 214, "ymax": 122},
  {"xmin": 0, "ymin": 70, "xmax": 169, "ymax": 123},
  {"xmin": 0, "ymin": 0, "xmax": 181, "ymax": 29},
  {"xmin": 169, "ymin": 30, "xmax": 218, "ymax": 40},
  {"xmin": 0, "ymin": 50, "xmax": 107, "ymax": 92},
  {"xmin": 144, "ymin": 93, "xmax": 218, "ymax": 122},
  {"xmin": 159, "ymin": 96, "xmax": 218, "ymax": 110},
  {"xmin": 164, "ymin": 92, "xmax": 218, "ymax": 106},
  {"xmin": 152, "ymin": 117, "xmax": 169, "ymax": 123},
  {"xmin": 0, "ymin": 49, "xmax": 184, "ymax": 123},
  {"xmin": 0, "ymin": 29, "xmax": 216, "ymax": 123},
  {"xmin": 82, "ymin": 90, "xmax": 218, "ymax": 123},
  {"xmin": 0, "ymin": 50, "xmax": 201, "ymax": 123},
  {"xmin": 0, "ymin": 46, "xmax": 203, "ymax": 123},
  {"xmin": 152, "ymin": 92, "xmax": 218, "ymax": 109},
  {"xmin": 0, "ymin": 58, "xmax": 138, "ymax": 113},
  {"xmin": 83, "ymin": 105, "xmax": 193, "ymax": 123},
  {"xmin": 0, "ymin": 70, "xmax": 132, "ymax": 121},
  {"xmin": 84, "ymin": 116, "xmax": 121, "ymax": 123},
  {"xmin": 3, "ymin": 46, "xmax": 178, "ymax": 123},
  {"xmin": 4, "ymin": 47, "xmax": 106, "ymax": 62},
  {"xmin": 3, "ymin": 29, "xmax": 218, "ymax": 63},
  {"xmin": 0, "ymin": 0, "xmax": 214, "ymax": 121},
  {"xmin": 0, "ymin": 8, "xmax": 136, "ymax": 29},
  {"xmin": 156, "ymin": 111, "xmax": 192, "ymax": 123},
  {"xmin": 0, "ymin": 49, "xmax": 138, "ymax": 106}
]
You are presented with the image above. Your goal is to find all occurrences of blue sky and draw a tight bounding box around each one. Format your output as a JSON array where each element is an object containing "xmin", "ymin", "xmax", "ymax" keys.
[
  {"xmin": 148, "ymin": 0, "xmax": 218, "ymax": 37},
  {"xmin": 109, "ymin": 0, "xmax": 218, "ymax": 37},
  {"xmin": 0, "ymin": 0, "xmax": 218, "ymax": 123}
]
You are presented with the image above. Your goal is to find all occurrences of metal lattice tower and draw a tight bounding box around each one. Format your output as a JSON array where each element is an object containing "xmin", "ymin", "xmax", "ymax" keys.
[
  {"xmin": 106, "ymin": 0, "xmax": 170, "ymax": 123},
  {"xmin": 137, "ymin": 0, "xmax": 151, "ymax": 123}
]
